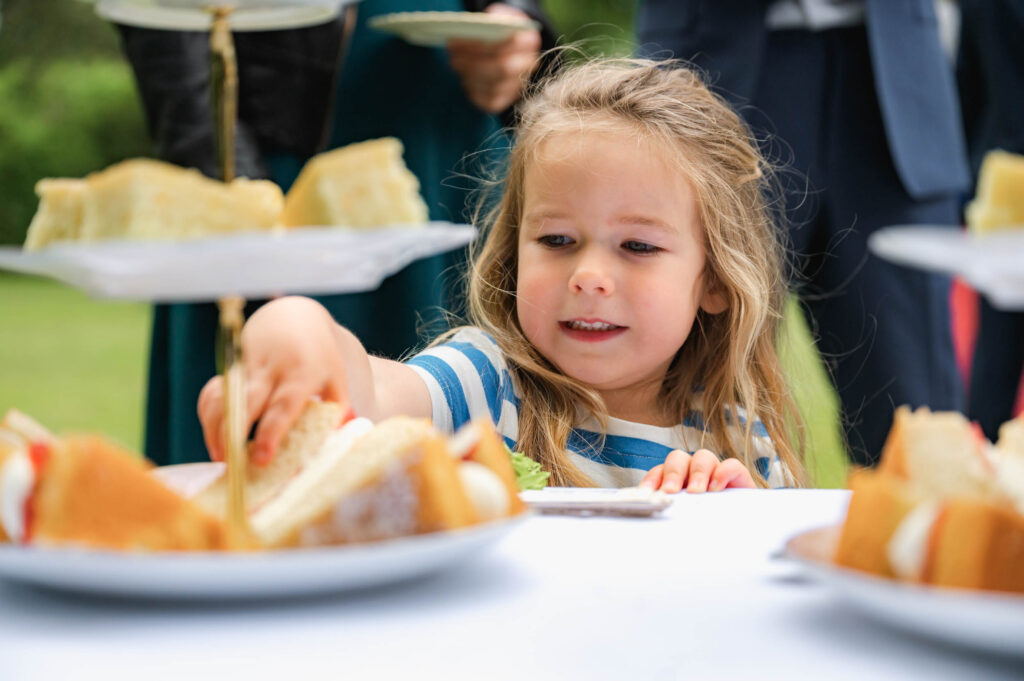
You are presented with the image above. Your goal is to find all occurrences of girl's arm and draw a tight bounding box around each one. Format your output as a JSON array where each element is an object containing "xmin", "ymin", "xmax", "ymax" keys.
[{"xmin": 197, "ymin": 296, "xmax": 431, "ymax": 464}]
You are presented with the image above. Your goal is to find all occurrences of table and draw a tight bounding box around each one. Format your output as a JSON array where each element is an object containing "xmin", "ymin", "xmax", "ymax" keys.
[{"xmin": 0, "ymin": 490, "xmax": 1020, "ymax": 680}]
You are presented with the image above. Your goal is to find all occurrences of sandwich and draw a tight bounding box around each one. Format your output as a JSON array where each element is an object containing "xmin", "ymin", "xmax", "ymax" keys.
[
  {"xmin": 0, "ymin": 409, "xmax": 228, "ymax": 551},
  {"xmin": 834, "ymin": 406, "xmax": 1024, "ymax": 594},
  {"xmin": 181, "ymin": 401, "xmax": 526, "ymax": 548}
]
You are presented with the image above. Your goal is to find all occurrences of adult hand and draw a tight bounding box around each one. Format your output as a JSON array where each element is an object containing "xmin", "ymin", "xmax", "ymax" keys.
[
  {"xmin": 639, "ymin": 449, "xmax": 757, "ymax": 493},
  {"xmin": 447, "ymin": 3, "xmax": 542, "ymax": 114}
]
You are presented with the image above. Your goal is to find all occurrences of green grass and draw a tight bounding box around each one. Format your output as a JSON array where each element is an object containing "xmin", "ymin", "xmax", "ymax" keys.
[
  {"xmin": 0, "ymin": 272, "xmax": 150, "ymax": 451},
  {"xmin": 0, "ymin": 272, "xmax": 847, "ymax": 487}
]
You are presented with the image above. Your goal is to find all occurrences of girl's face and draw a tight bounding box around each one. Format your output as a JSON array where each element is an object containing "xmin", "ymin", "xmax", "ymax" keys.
[{"xmin": 516, "ymin": 130, "xmax": 725, "ymax": 422}]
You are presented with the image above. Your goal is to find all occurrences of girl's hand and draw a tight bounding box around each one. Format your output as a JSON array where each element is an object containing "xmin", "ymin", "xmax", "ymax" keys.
[
  {"xmin": 197, "ymin": 297, "xmax": 348, "ymax": 466},
  {"xmin": 639, "ymin": 449, "xmax": 756, "ymax": 493}
]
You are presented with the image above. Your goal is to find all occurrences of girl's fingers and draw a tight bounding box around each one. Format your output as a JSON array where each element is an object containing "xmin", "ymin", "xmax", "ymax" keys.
[
  {"xmin": 244, "ymin": 372, "xmax": 274, "ymax": 437},
  {"xmin": 708, "ymin": 459, "xmax": 757, "ymax": 491},
  {"xmin": 640, "ymin": 464, "xmax": 664, "ymax": 490},
  {"xmin": 198, "ymin": 369, "xmax": 276, "ymax": 462},
  {"xmin": 197, "ymin": 377, "xmax": 225, "ymax": 462},
  {"xmin": 686, "ymin": 449, "xmax": 720, "ymax": 493},
  {"xmin": 250, "ymin": 382, "xmax": 313, "ymax": 466},
  {"xmin": 659, "ymin": 449, "xmax": 692, "ymax": 494}
]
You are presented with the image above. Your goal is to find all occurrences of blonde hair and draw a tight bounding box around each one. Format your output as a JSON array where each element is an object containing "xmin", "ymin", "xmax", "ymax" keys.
[{"xmin": 462, "ymin": 58, "xmax": 806, "ymax": 487}]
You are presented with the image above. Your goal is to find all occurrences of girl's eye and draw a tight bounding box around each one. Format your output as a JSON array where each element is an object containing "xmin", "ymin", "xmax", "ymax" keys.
[
  {"xmin": 539, "ymin": 234, "xmax": 573, "ymax": 248},
  {"xmin": 623, "ymin": 240, "xmax": 660, "ymax": 254}
]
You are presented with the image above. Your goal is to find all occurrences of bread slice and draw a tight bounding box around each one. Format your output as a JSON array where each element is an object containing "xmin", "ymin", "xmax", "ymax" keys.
[
  {"xmin": 29, "ymin": 435, "xmax": 227, "ymax": 551},
  {"xmin": 834, "ymin": 470, "xmax": 921, "ymax": 577},
  {"xmin": 191, "ymin": 400, "xmax": 351, "ymax": 518},
  {"xmin": 281, "ymin": 137, "xmax": 428, "ymax": 228},
  {"xmin": 927, "ymin": 499, "xmax": 1024, "ymax": 593},
  {"xmin": 878, "ymin": 406, "xmax": 996, "ymax": 501},
  {"xmin": 1, "ymin": 409, "xmax": 56, "ymax": 446}
]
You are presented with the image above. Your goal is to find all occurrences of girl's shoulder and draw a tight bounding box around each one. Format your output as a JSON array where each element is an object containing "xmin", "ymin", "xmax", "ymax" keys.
[{"xmin": 423, "ymin": 325, "xmax": 506, "ymax": 362}]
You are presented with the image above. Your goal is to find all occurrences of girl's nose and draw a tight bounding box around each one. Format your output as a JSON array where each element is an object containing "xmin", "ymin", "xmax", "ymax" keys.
[{"xmin": 569, "ymin": 251, "xmax": 615, "ymax": 295}]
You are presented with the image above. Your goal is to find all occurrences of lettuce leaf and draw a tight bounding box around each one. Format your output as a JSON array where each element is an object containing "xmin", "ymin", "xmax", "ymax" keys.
[{"xmin": 507, "ymin": 446, "xmax": 549, "ymax": 490}]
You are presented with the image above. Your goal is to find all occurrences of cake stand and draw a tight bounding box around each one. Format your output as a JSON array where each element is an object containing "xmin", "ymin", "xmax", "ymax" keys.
[
  {"xmin": 869, "ymin": 225, "xmax": 1024, "ymax": 310},
  {"xmin": 0, "ymin": 0, "xmax": 474, "ymax": 545}
]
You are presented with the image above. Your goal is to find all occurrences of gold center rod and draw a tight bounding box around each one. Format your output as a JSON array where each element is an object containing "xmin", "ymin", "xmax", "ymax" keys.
[{"xmin": 210, "ymin": 7, "xmax": 249, "ymax": 545}]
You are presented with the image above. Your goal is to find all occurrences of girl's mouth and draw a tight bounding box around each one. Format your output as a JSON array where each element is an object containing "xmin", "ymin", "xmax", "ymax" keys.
[{"xmin": 559, "ymin": 319, "xmax": 626, "ymax": 342}]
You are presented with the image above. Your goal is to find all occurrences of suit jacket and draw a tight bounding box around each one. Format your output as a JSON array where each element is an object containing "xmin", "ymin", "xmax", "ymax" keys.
[
  {"xmin": 636, "ymin": 0, "xmax": 969, "ymax": 200},
  {"xmin": 957, "ymin": 0, "xmax": 1024, "ymax": 183}
]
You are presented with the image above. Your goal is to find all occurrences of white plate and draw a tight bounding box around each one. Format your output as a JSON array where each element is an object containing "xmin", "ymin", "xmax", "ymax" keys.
[
  {"xmin": 869, "ymin": 225, "xmax": 1024, "ymax": 310},
  {"xmin": 95, "ymin": 0, "xmax": 352, "ymax": 32},
  {"xmin": 785, "ymin": 526, "xmax": 1024, "ymax": 658},
  {"xmin": 0, "ymin": 515, "xmax": 525, "ymax": 600},
  {"xmin": 519, "ymin": 487, "xmax": 673, "ymax": 517},
  {"xmin": 0, "ymin": 223, "xmax": 475, "ymax": 302},
  {"xmin": 369, "ymin": 11, "xmax": 540, "ymax": 47}
]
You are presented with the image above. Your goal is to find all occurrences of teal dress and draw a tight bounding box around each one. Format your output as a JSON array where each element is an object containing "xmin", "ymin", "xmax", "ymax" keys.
[{"xmin": 145, "ymin": 0, "xmax": 506, "ymax": 465}]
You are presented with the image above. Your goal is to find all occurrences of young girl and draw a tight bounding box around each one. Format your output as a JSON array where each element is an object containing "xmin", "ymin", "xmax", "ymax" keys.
[{"xmin": 198, "ymin": 58, "xmax": 807, "ymax": 492}]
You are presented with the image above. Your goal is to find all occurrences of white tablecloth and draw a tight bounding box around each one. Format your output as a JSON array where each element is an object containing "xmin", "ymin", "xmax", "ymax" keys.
[{"xmin": 0, "ymin": 490, "xmax": 1019, "ymax": 680}]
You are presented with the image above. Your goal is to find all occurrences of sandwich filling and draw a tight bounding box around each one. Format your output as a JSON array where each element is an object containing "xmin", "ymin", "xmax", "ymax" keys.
[
  {"xmin": 0, "ymin": 451, "xmax": 33, "ymax": 542},
  {"xmin": 887, "ymin": 501, "xmax": 941, "ymax": 581},
  {"xmin": 457, "ymin": 461, "xmax": 510, "ymax": 521},
  {"xmin": 0, "ymin": 443, "xmax": 48, "ymax": 543},
  {"xmin": 448, "ymin": 422, "xmax": 511, "ymax": 520},
  {"xmin": 992, "ymin": 452, "xmax": 1024, "ymax": 516}
]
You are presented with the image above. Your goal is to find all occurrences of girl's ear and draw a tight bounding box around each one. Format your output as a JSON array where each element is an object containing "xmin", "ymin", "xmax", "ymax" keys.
[{"xmin": 699, "ymin": 283, "xmax": 729, "ymax": 315}]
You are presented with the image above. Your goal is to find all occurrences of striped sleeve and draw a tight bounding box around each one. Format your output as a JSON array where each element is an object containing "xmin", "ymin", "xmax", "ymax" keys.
[{"xmin": 405, "ymin": 327, "xmax": 518, "ymax": 435}]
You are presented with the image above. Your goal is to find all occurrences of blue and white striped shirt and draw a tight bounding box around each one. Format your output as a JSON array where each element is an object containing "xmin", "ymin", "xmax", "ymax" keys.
[{"xmin": 407, "ymin": 327, "xmax": 790, "ymax": 488}]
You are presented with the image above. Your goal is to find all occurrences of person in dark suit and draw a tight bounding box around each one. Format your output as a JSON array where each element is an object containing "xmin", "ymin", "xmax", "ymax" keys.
[
  {"xmin": 959, "ymin": 0, "xmax": 1024, "ymax": 441},
  {"xmin": 117, "ymin": 0, "xmax": 558, "ymax": 465},
  {"xmin": 636, "ymin": 0, "xmax": 970, "ymax": 466}
]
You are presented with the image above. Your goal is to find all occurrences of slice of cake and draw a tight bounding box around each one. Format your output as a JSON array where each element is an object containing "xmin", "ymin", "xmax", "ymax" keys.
[
  {"xmin": 965, "ymin": 149, "xmax": 1024, "ymax": 234},
  {"xmin": 281, "ymin": 137, "xmax": 429, "ymax": 228},
  {"xmin": 23, "ymin": 159, "xmax": 285, "ymax": 250},
  {"xmin": 22, "ymin": 179, "xmax": 88, "ymax": 250}
]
